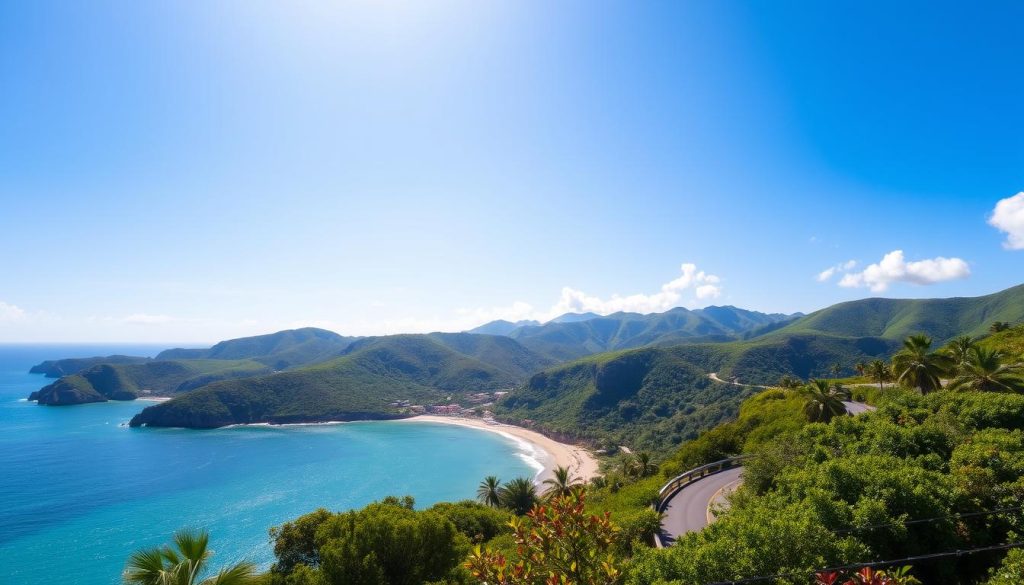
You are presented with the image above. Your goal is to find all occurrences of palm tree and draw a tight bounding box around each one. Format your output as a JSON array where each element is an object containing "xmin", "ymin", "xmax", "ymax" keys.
[
  {"xmin": 477, "ymin": 475, "xmax": 502, "ymax": 507},
  {"xmin": 829, "ymin": 363, "xmax": 843, "ymax": 380},
  {"xmin": 944, "ymin": 335, "xmax": 976, "ymax": 374},
  {"xmin": 124, "ymin": 529, "xmax": 256, "ymax": 585},
  {"xmin": 854, "ymin": 361, "xmax": 867, "ymax": 377},
  {"xmin": 542, "ymin": 466, "xmax": 579, "ymax": 499},
  {"xmin": 499, "ymin": 477, "xmax": 539, "ymax": 515},
  {"xmin": 627, "ymin": 452, "xmax": 657, "ymax": 478},
  {"xmin": 990, "ymin": 321, "xmax": 1011, "ymax": 334},
  {"xmin": 778, "ymin": 375, "xmax": 803, "ymax": 389},
  {"xmin": 799, "ymin": 379, "xmax": 851, "ymax": 423},
  {"xmin": 867, "ymin": 359, "xmax": 892, "ymax": 394},
  {"xmin": 892, "ymin": 334, "xmax": 953, "ymax": 394},
  {"xmin": 947, "ymin": 347, "xmax": 1024, "ymax": 393}
]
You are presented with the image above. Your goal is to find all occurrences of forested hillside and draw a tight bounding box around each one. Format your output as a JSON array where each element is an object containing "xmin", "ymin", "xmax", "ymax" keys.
[{"xmin": 128, "ymin": 333, "xmax": 550, "ymax": 428}]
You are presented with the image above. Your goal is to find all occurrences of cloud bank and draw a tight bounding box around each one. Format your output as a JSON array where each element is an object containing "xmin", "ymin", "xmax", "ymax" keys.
[
  {"xmin": 817, "ymin": 260, "xmax": 857, "ymax": 282},
  {"xmin": 989, "ymin": 192, "xmax": 1024, "ymax": 250},
  {"xmin": 0, "ymin": 301, "xmax": 26, "ymax": 322},
  {"xmin": 835, "ymin": 250, "xmax": 970, "ymax": 292},
  {"xmin": 451, "ymin": 262, "xmax": 723, "ymax": 330}
]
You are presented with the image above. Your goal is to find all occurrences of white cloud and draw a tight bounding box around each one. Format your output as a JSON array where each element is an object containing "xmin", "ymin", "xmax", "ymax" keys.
[
  {"xmin": 989, "ymin": 192, "xmax": 1024, "ymax": 250},
  {"xmin": 442, "ymin": 262, "xmax": 724, "ymax": 333},
  {"xmin": 0, "ymin": 301, "xmax": 26, "ymax": 322},
  {"xmin": 816, "ymin": 260, "xmax": 857, "ymax": 282},
  {"xmin": 544, "ymin": 263, "xmax": 722, "ymax": 318},
  {"xmin": 837, "ymin": 250, "xmax": 970, "ymax": 292}
]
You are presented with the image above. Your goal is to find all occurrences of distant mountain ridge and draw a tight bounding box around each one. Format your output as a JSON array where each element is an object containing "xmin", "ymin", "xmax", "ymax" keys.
[
  {"xmin": 467, "ymin": 319, "xmax": 541, "ymax": 336},
  {"xmin": 496, "ymin": 306, "xmax": 800, "ymax": 361},
  {"xmin": 156, "ymin": 327, "xmax": 359, "ymax": 369}
]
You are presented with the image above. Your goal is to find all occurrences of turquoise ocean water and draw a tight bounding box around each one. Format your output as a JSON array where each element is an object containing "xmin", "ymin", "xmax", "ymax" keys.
[{"xmin": 0, "ymin": 345, "xmax": 541, "ymax": 585}]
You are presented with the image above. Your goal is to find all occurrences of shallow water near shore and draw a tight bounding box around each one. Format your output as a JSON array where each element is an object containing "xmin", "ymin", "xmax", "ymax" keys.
[{"xmin": 0, "ymin": 345, "xmax": 540, "ymax": 585}]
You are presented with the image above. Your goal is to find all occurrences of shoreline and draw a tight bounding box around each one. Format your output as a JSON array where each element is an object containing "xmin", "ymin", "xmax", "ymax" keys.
[{"xmin": 397, "ymin": 415, "xmax": 599, "ymax": 484}]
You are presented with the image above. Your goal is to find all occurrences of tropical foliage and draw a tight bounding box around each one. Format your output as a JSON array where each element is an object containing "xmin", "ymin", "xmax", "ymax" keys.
[
  {"xmin": 891, "ymin": 335, "xmax": 951, "ymax": 393},
  {"xmin": 947, "ymin": 347, "xmax": 1024, "ymax": 393},
  {"xmin": 542, "ymin": 465, "xmax": 580, "ymax": 499},
  {"xmin": 477, "ymin": 476, "xmax": 502, "ymax": 507},
  {"xmin": 799, "ymin": 379, "xmax": 851, "ymax": 423},
  {"xmin": 466, "ymin": 490, "xmax": 623, "ymax": 585},
  {"xmin": 498, "ymin": 477, "xmax": 540, "ymax": 516},
  {"xmin": 123, "ymin": 529, "xmax": 257, "ymax": 585}
]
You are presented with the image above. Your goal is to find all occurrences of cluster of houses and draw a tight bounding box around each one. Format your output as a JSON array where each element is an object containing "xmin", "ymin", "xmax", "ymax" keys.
[{"xmin": 387, "ymin": 390, "xmax": 513, "ymax": 421}]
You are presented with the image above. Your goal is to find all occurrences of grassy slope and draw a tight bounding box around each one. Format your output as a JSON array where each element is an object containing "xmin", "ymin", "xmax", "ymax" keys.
[
  {"xmin": 128, "ymin": 334, "xmax": 548, "ymax": 428},
  {"xmin": 771, "ymin": 283, "xmax": 1024, "ymax": 344},
  {"xmin": 978, "ymin": 323, "xmax": 1024, "ymax": 359}
]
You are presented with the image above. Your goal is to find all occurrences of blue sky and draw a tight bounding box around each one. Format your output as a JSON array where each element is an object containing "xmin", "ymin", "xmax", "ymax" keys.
[{"xmin": 1, "ymin": 1, "xmax": 1022, "ymax": 342}]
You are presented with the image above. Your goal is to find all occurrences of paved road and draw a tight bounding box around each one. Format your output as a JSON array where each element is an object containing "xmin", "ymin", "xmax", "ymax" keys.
[
  {"xmin": 659, "ymin": 467, "xmax": 743, "ymax": 545},
  {"xmin": 658, "ymin": 397, "xmax": 876, "ymax": 545},
  {"xmin": 842, "ymin": 401, "xmax": 876, "ymax": 415}
]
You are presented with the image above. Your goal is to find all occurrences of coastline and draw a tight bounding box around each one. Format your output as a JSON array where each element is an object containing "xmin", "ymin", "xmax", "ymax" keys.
[{"xmin": 397, "ymin": 415, "xmax": 599, "ymax": 484}]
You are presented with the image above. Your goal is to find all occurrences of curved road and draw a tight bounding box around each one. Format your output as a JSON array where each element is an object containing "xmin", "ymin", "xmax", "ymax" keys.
[
  {"xmin": 659, "ymin": 390, "xmax": 876, "ymax": 544},
  {"xmin": 659, "ymin": 466, "xmax": 742, "ymax": 545}
]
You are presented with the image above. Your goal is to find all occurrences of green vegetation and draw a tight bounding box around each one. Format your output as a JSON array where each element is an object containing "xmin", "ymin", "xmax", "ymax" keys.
[
  {"xmin": 129, "ymin": 334, "xmax": 550, "ymax": 428},
  {"xmin": 124, "ymin": 529, "xmax": 257, "ymax": 585},
  {"xmin": 266, "ymin": 496, "xmax": 469, "ymax": 585},
  {"xmin": 30, "ymin": 359, "xmax": 272, "ymax": 405},
  {"xmin": 627, "ymin": 389, "xmax": 1024, "ymax": 584},
  {"xmin": 980, "ymin": 323, "xmax": 1024, "ymax": 359}
]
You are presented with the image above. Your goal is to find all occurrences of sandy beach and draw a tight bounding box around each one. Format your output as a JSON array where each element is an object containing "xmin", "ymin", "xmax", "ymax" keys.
[{"xmin": 399, "ymin": 415, "xmax": 600, "ymax": 483}]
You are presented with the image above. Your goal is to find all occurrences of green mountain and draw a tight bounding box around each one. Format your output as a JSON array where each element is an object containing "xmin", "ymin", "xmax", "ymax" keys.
[
  {"xmin": 128, "ymin": 333, "xmax": 550, "ymax": 428},
  {"xmin": 770, "ymin": 283, "xmax": 1024, "ymax": 344},
  {"xmin": 505, "ymin": 306, "xmax": 799, "ymax": 361},
  {"xmin": 467, "ymin": 319, "xmax": 541, "ymax": 336},
  {"xmin": 494, "ymin": 331, "xmax": 896, "ymax": 451},
  {"xmin": 29, "ymin": 355, "xmax": 152, "ymax": 378},
  {"xmin": 156, "ymin": 327, "xmax": 358, "ymax": 369},
  {"xmin": 496, "ymin": 346, "xmax": 757, "ymax": 451},
  {"xmin": 29, "ymin": 359, "xmax": 272, "ymax": 405}
]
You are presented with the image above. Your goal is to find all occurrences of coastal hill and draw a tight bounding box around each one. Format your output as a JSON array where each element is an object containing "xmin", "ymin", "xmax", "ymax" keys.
[
  {"xmin": 29, "ymin": 354, "xmax": 152, "ymax": 378},
  {"xmin": 27, "ymin": 327, "xmax": 361, "ymax": 406},
  {"xmin": 128, "ymin": 333, "xmax": 551, "ymax": 428},
  {"xmin": 29, "ymin": 359, "xmax": 272, "ymax": 405},
  {"xmin": 155, "ymin": 327, "xmax": 358, "ymax": 369}
]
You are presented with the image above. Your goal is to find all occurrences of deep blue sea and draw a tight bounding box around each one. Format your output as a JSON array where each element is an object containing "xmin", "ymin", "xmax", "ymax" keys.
[{"xmin": 0, "ymin": 344, "xmax": 541, "ymax": 585}]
